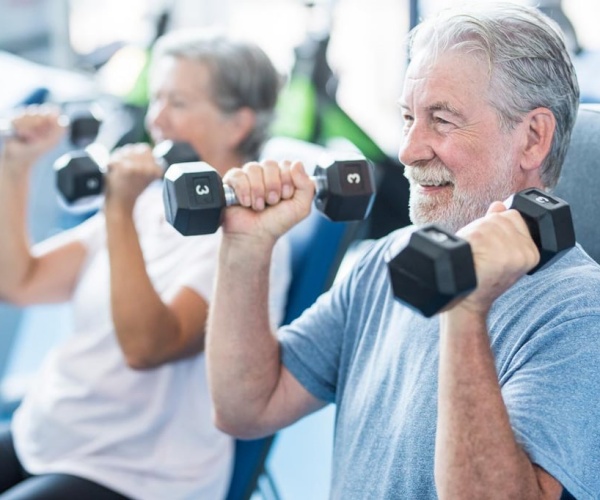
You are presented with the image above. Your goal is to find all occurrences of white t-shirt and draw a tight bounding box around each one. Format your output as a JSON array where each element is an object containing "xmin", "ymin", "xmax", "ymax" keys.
[{"xmin": 12, "ymin": 181, "xmax": 292, "ymax": 500}]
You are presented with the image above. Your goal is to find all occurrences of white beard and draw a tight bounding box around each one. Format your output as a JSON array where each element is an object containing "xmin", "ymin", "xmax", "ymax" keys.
[{"xmin": 404, "ymin": 162, "xmax": 516, "ymax": 233}]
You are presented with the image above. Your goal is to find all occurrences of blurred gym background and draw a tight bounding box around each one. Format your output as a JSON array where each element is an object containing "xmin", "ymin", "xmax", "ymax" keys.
[{"xmin": 1, "ymin": 1, "xmax": 599, "ymax": 498}]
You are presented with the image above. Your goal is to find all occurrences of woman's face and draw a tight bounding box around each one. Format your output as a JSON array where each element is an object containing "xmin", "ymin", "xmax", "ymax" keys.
[{"xmin": 146, "ymin": 56, "xmax": 241, "ymax": 171}]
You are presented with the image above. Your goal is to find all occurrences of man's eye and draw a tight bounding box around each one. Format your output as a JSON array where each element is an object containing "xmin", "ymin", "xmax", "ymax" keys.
[{"xmin": 433, "ymin": 116, "xmax": 451, "ymax": 125}]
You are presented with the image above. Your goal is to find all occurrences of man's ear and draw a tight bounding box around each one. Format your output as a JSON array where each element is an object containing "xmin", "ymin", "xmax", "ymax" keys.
[
  {"xmin": 227, "ymin": 107, "xmax": 256, "ymax": 150},
  {"xmin": 520, "ymin": 107, "xmax": 556, "ymax": 172}
]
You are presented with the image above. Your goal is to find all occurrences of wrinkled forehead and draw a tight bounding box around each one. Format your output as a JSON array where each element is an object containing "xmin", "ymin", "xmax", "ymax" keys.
[
  {"xmin": 404, "ymin": 45, "xmax": 492, "ymax": 93},
  {"xmin": 401, "ymin": 50, "xmax": 495, "ymax": 118}
]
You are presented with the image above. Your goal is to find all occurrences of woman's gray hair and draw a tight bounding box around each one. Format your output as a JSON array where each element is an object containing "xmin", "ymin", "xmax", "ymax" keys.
[
  {"xmin": 408, "ymin": 2, "xmax": 580, "ymax": 189},
  {"xmin": 152, "ymin": 29, "xmax": 282, "ymax": 161}
]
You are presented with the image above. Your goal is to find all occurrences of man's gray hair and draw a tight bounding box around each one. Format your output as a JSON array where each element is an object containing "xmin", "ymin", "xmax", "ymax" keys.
[
  {"xmin": 408, "ymin": 2, "xmax": 580, "ymax": 189},
  {"xmin": 152, "ymin": 29, "xmax": 282, "ymax": 161}
]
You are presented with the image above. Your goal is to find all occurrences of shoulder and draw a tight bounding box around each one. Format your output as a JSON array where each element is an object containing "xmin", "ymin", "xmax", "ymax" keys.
[
  {"xmin": 348, "ymin": 226, "xmax": 417, "ymax": 275},
  {"xmin": 539, "ymin": 245, "xmax": 600, "ymax": 302},
  {"xmin": 329, "ymin": 226, "xmax": 416, "ymax": 306},
  {"xmin": 492, "ymin": 245, "xmax": 600, "ymax": 336}
]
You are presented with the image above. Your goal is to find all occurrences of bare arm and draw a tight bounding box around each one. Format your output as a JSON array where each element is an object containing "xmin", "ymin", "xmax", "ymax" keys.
[
  {"xmin": 207, "ymin": 160, "xmax": 326, "ymax": 439},
  {"xmin": 434, "ymin": 203, "xmax": 562, "ymax": 499},
  {"xmin": 436, "ymin": 309, "xmax": 562, "ymax": 499},
  {"xmin": 0, "ymin": 108, "xmax": 87, "ymax": 305},
  {"xmin": 104, "ymin": 143, "xmax": 208, "ymax": 369}
]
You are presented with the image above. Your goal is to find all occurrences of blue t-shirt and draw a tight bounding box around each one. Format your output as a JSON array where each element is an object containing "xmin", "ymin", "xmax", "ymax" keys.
[{"xmin": 280, "ymin": 227, "xmax": 600, "ymax": 499}]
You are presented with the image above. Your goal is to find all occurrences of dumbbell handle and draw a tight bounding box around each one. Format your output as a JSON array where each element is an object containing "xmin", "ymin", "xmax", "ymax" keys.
[
  {"xmin": 0, "ymin": 115, "xmax": 71, "ymax": 138},
  {"xmin": 219, "ymin": 175, "xmax": 327, "ymax": 207},
  {"xmin": 154, "ymin": 154, "xmax": 177, "ymax": 172},
  {"xmin": 79, "ymin": 140, "xmax": 191, "ymax": 174}
]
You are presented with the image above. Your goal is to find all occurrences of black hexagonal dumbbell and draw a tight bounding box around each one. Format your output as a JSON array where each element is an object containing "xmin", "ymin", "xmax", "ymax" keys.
[
  {"xmin": 66, "ymin": 108, "xmax": 103, "ymax": 148},
  {"xmin": 163, "ymin": 156, "xmax": 376, "ymax": 236},
  {"xmin": 386, "ymin": 188, "xmax": 576, "ymax": 317},
  {"xmin": 0, "ymin": 109, "xmax": 102, "ymax": 149},
  {"xmin": 54, "ymin": 140, "xmax": 198, "ymax": 205}
]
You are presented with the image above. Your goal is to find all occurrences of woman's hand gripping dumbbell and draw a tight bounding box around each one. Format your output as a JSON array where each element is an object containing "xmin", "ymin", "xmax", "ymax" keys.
[
  {"xmin": 54, "ymin": 140, "xmax": 198, "ymax": 206},
  {"xmin": 0, "ymin": 107, "xmax": 101, "ymax": 148}
]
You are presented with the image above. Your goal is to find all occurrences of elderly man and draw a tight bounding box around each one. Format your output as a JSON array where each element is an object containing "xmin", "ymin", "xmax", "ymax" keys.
[{"xmin": 206, "ymin": 3, "xmax": 600, "ymax": 499}]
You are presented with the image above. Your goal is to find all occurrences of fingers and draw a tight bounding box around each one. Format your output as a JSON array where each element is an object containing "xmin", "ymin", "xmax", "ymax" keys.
[
  {"xmin": 223, "ymin": 167, "xmax": 251, "ymax": 207},
  {"xmin": 2, "ymin": 106, "xmax": 66, "ymax": 167},
  {"xmin": 466, "ymin": 208, "xmax": 540, "ymax": 274},
  {"xmin": 223, "ymin": 159, "xmax": 310, "ymax": 211},
  {"xmin": 243, "ymin": 160, "xmax": 278, "ymax": 210},
  {"xmin": 10, "ymin": 105, "xmax": 64, "ymax": 142},
  {"xmin": 487, "ymin": 205, "xmax": 534, "ymax": 244},
  {"xmin": 110, "ymin": 143, "xmax": 152, "ymax": 162},
  {"xmin": 108, "ymin": 143, "xmax": 162, "ymax": 179},
  {"xmin": 105, "ymin": 144, "xmax": 165, "ymax": 207},
  {"xmin": 289, "ymin": 160, "xmax": 314, "ymax": 192},
  {"xmin": 450, "ymin": 207, "xmax": 541, "ymax": 313},
  {"xmin": 486, "ymin": 200, "xmax": 507, "ymax": 215},
  {"xmin": 482, "ymin": 200, "xmax": 533, "ymax": 244}
]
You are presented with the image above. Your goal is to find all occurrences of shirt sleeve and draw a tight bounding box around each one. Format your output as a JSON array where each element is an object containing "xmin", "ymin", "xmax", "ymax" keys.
[
  {"xmin": 501, "ymin": 309, "xmax": 600, "ymax": 499},
  {"xmin": 279, "ymin": 283, "xmax": 348, "ymax": 404},
  {"xmin": 277, "ymin": 237, "xmax": 383, "ymax": 404},
  {"xmin": 31, "ymin": 211, "xmax": 105, "ymax": 257},
  {"xmin": 162, "ymin": 230, "xmax": 292, "ymax": 330},
  {"xmin": 161, "ymin": 230, "xmax": 222, "ymax": 304}
]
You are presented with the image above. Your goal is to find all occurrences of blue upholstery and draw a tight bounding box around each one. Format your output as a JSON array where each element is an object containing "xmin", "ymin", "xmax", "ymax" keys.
[
  {"xmin": 283, "ymin": 209, "xmax": 351, "ymax": 324},
  {"xmin": 552, "ymin": 104, "xmax": 600, "ymax": 500},
  {"xmin": 554, "ymin": 104, "xmax": 600, "ymax": 263},
  {"xmin": 225, "ymin": 436, "xmax": 276, "ymax": 500}
]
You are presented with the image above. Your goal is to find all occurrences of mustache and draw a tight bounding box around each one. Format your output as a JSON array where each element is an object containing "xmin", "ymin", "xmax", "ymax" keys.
[{"xmin": 403, "ymin": 161, "xmax": 455, "ymax": 185}]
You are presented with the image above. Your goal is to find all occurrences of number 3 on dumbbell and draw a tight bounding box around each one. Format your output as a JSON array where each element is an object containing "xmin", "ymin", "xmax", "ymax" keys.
[
  {"xmin": 347, "ymin": 173, "xmax": 361, "ymax": 184},
  {"xmin": 196, "ymin": 185, "xmax": 210, "ymax": 196}
]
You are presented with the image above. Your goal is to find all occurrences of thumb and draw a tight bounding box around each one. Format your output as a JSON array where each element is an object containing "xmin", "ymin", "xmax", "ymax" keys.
[
  {"xmin": 486, "ymin": 200, "xmax": 508, "ymax": 215},
  {"xmin": 290, "ymin": 160, "xmax": 315, "ymax": 197}
]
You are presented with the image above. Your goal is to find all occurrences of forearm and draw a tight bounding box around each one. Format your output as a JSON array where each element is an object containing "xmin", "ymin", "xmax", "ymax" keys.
[
  {"xmin": 207, "ymin": 235, "xmax": 281, "ymax": 435},
  {"xmin": 105, "ymin": 204, "xmax": 182, "ymax": 369},
  {"xmin": 435, "ymin": 309, "xmax": 541, "ymax": 498},
  {"xmin": 0, "ymin": 157, "xmax": 36, "ymax": 300}
]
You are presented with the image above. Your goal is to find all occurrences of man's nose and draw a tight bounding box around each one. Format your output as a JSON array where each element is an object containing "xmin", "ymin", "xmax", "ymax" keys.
[{"xmin": 398, "ymin": 120, "xmax": 435, "ymax": 166}]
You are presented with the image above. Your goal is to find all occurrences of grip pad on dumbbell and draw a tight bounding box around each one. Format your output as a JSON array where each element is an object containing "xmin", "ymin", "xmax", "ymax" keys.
[
  {"xmin": 510, "ymin": 188, "xmax": 575, "ymax": 273},
  {"xmin": 163, "ymin": 162, "xmax": 226, "ymax": 236},
  {"xmin": 387, "ymin": 225, "xmax": 477, "ymax": 317},
  {"xmin": 55, "ymin": 152, "xmax": 104, "ymax": 203},
  {"xmin": 313, "ymin": 159, "xmax": 375, "ymax": 221}
]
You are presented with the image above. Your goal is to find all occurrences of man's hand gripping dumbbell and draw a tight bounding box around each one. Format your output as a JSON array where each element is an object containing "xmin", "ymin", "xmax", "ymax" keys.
[
  {"xmin": 163, "ymin": 156, "xmax": 376, "ymax": 236},
  {"xmin": 386, "ymin": 189, "xmax": 575, "ymax": 317}
]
